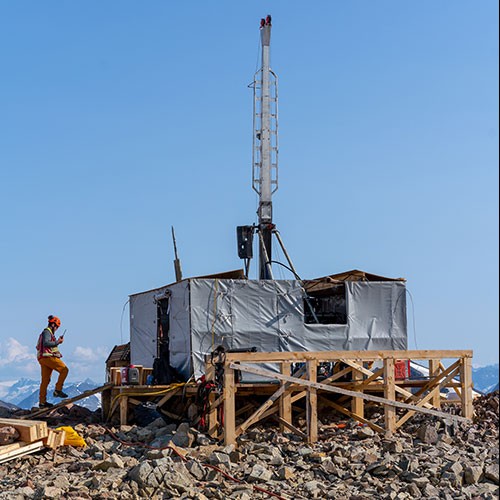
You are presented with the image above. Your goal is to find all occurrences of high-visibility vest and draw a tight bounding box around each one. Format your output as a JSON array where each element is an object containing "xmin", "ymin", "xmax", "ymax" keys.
[{"xmin": 36, "ymin": 327, "xmax": 62, "ymax": 360}]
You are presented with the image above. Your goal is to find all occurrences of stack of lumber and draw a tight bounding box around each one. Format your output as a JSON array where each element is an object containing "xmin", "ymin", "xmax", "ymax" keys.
[{"xmin": 0, "ymin": 417, "xmax": 66, "ymax": 464}]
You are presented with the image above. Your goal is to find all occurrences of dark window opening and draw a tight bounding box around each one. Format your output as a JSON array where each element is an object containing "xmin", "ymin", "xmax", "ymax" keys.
[
  {"xmin": 156, "ymin": 298, "xmax": 170, "ymax": 359},
  {"xmin": 304, "ymin": 283, "xmax": 347, "ymax": 325}
]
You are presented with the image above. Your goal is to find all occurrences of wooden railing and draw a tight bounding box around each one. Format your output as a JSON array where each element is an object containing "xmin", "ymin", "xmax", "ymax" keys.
[{"xmin": 204, "ymin": 349, "xmax": 474, "ymax": 445}]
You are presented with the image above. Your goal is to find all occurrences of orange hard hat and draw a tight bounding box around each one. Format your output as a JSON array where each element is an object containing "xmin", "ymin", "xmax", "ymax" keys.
[{"xmin": 48, "ymin": 315, "xmax": 61, "ymax": 327}]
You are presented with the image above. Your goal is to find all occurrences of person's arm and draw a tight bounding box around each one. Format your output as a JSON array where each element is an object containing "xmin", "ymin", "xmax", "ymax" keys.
[{"xmin": 42, "ymin": 329, "xmax": 59, "ymax": 347}]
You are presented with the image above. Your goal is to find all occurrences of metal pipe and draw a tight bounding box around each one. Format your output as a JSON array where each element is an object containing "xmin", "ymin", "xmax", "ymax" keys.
[{"xmin": 273, "ymin": 230, "xmax": 299, "ymax": 279}]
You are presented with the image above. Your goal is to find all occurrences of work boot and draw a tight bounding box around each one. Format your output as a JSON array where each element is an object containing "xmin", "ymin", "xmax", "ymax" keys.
[
  {"xmin": 39, "ymin": 402, "xmax": 54, "ymax": 408},
  {"xmin": 53, "ymin": 389, "xmax": 68, "ymax": 398}
]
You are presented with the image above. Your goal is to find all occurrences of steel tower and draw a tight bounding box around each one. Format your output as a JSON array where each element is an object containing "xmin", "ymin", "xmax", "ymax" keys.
[{"xmin": 252, "ymin": 15, "xmax": 279, "ymax": 279}]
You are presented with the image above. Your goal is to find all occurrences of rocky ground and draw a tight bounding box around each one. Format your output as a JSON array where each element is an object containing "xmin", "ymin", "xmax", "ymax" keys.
[{"xmin": 0, "ymin": 392, "xmax": 498, "ymax": 500}]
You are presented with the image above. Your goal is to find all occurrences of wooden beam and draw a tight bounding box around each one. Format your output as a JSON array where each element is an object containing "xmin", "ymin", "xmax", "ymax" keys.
[
  {"xmin": 279, "ymin": 361, "xmax": 292, "ymax": 432},
  {"xmin": 156, "ymin": 387, "xmax": 181, "ymax": 408},
  {"xmin": 0, "ymin": 441, "xmax": 45, "ymax": 464},
  {"xmin": 429, "ymin": 359, "xmax": 442, "ymax": 408},
  {"xmin": 306, "ymin": 360, "xmax": 318, "ymax": 444},
  {"xmin": 351, "ymin": 363, "xmax": 364, "ymax": 419},
  {"xmin": 223, "ymin": 364, "xmax": 236, "ymax": 445},
  {"xmin": 24, "ymin": 383, "xmax": 113, "ymax": 420},
  {"xmin": 384, "ymin": 358, "xmax": 396, "ymax": 436},
  {"xmin": 0, "ymin": 418, "xmax": 48, "ymax": 443},
  {"xmin": 396, "ymin": 366, "xmax": 461, "ymax": 428},
  {"xmin": 270, "ymin": 415, "xmax": 307, "ymax": 439},
  {"xmin": 407, "ymin": 360, "xmax": 461, "ymax": 403},
  {"xmin": 341, "ymin": 359, "xmax": 433, "ymax": 409},
  {"xmin": 229, "ymin": 363, "xmax": 470, "ymax": 424},
  {"xmin": 236, "ymin": 370, "xmax": 299, "ymax": 437},
  {"xmin": 460, "ymin": 357, "xmax": 474, "ymax": 418},
  {"xmin": 119, "ymin": 396, "xmax": 128, "ymax": 426},
  {"xmin": 319, "ymin": 396, "xmax": 384, "ymax": 433},
  {"xmin": 225, "ymin": 350, "xmax": 472, "ymax": 363}
]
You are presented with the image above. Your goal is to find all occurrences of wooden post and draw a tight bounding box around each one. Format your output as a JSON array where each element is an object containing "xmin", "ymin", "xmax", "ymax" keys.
[
  {"xmin": 429, "ymin": 359, "xmax": 441, "ymax": 409},
  {"xmin": 280, "ymin": 361, "xmax": 292, "ymax": 432},
  {"xmin": 306, "ymin": 360, "xmax": 318, "ymax": 443},
  {"xmin": 223, "ymin": 363, "xmax": 236, "ymax": 445},
  {"xmin": 119, "ymin": 395, "xmax": 128, "ymax": 426},
  {"xmin": 460, "ymin": 356, "xmax": 474, "ymax": 419},
  {"xmin": 384, "ymin": 358, "xmax": 396, "ymax": 436},
  {"xmin": 351, "ymin": 361, "xmax": 364, "ymax": 419}
]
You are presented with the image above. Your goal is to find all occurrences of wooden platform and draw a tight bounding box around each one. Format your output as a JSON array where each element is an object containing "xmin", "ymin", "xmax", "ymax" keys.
[{"xmin": 102, "ymin": 349, "xmax": 474, "ymax": 447}]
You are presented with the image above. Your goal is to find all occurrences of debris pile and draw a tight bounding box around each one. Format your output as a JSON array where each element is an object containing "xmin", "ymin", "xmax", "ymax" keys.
[{"xmin": 0, "ymin": 392, "xmax": 498, "ymax": 499}]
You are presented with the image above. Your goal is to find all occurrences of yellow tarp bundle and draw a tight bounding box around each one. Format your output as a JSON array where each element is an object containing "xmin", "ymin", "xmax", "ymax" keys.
[{"xmin": 55, "ymin": 426, "xmax": 87, "ymax": 447}]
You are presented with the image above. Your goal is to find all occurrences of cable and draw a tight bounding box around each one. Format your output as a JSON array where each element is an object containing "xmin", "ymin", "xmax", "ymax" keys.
[
  {"xmin": 104, "ymin": 426, "xmax": 287, "ymax": 500},
  {"xmin": 120, "ymin": 299, "xmax": 130, "ymax": 344},
  {"xmin": 269, "ymin": 260, "xmax": 302, "ymax": 281},
  {"xmin": 406, "ymin": 289, "xmax": 419, "ymax": 350}
]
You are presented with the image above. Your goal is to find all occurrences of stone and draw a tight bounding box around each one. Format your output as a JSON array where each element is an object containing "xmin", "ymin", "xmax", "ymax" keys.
[
  {"xmin": 417, "ymin": 424, "xmax": 439, "ymax": 444},
  {"xmin": 464, "ymin": 465, "xmax": 483, "ymax": 484},
  {"xmin": 485, "ymin": 463, "xmax": 499, "ymax": 484},
  {"xmin": 422, "ymin": 483, "xmax": 440, "ymax": 497},
  {"xmin": 277, "ymin": 466, "xmax": 295, "ymax": 480},
  {"xmin": 0, "ymin": 426, "xmax": 19, "ymax": 445},
  {"xmin": 208, "ymin": 452, "xmax": 231, "ymax": 468},
  {"xmin": 186, "ymin": 459, "xmax": 206, "ymax": 481},
  {"xmin": 247, "ymin": 464, "xmax": 273, "ymax": 482},
  {"xmin": 357, "ymin": 426, "xmax": 375, "ymax": 439}
]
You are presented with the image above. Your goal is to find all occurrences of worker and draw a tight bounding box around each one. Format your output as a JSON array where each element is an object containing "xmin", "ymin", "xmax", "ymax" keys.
[{"xmin": 36, "ymin": 315, "xmax": 69, "ymax": 408}]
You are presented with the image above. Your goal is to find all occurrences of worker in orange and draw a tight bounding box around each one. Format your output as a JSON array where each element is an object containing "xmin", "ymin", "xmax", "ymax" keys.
[{"xmin": 36, "ymin": 315, "xmax": 69, "ymax": 408}]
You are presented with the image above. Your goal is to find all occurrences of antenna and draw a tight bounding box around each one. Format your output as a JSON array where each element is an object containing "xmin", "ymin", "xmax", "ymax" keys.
[
  {"xmin": 252, "ymin": 14, "xmax": 278, "ymax": 279},
  {"xmin": 171, "ymin": 226, "xmax": 183, "ymax": 282},
  {"xmin": 238, "ymin": 16, "xmax": 298, "ymax": 281}
]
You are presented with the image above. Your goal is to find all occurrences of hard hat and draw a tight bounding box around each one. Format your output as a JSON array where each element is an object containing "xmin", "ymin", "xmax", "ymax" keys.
[{"xmin": 48, "ymin": 315, "xmax": 61, "ymax": 327}]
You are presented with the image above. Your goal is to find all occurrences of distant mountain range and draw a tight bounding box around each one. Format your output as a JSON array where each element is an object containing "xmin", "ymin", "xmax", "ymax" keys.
[
  {"xmin": 0, "ymin": 364, "xmax": 497, "ymax": 412},
  {"xmin": 0, "ymin": 378, "xmax": 102, "ymax": 411},
  {"xmin": 472, "ymin": 364, "xmax": 499, "ymax": 394}
]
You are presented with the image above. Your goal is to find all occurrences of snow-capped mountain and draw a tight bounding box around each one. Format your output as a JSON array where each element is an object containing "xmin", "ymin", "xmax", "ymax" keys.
[
  {"xmin": 0, "ymin": 378, "xmax": 102, "ymax": 411},
  {"xmin": 472, "ymin": 364, "xmax": 499, "ymax": 394},
  {"xmin": 1, "ymin": 378, "xmax": 41, "ymax": 406}
]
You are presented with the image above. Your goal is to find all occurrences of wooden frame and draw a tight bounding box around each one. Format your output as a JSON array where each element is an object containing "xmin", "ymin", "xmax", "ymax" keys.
[{"xmin": 210, "ymin": 349, "xmax": 473, "ymax": 445}]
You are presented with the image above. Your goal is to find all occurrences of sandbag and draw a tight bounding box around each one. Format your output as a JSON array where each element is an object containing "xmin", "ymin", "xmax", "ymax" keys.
[{"xmin": 55, "ymin": 426, "xmax": 87, "ymax": 447}]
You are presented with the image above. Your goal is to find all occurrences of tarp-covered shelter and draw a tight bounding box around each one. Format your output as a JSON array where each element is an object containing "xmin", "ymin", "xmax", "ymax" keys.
[{"xmin": 129, "ymin": 269, "xmax": 408, "ymax": 380}]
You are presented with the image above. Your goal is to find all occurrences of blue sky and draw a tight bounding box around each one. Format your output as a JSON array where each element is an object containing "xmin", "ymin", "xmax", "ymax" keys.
[{"xmin": 0, "ymin": 1, "xmax": 498, "ymax": 383}]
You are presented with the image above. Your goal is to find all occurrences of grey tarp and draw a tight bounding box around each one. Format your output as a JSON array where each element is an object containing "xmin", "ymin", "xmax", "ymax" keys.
[{"xmin": 130, "ymin": 277, "xmax": 407, "ymax": 380}]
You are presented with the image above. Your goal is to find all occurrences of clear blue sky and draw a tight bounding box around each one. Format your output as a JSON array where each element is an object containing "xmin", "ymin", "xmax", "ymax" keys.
[{"xmin": 0, "ymin": 1, "xmax": 498, "ymax": 383}]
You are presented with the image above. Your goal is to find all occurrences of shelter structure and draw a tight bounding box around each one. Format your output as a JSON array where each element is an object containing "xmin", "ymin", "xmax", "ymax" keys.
[{"xmin": 128, "ymin": 269, "xmax": 408, "ymax": 381}]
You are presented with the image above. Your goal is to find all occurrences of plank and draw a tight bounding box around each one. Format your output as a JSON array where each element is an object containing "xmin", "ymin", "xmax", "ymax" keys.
[
  {"xmin": 225, "ymin": 350, "xmax": 473, "ymax": 363},
  {"xmin": 229, "ymin": 363, "xmax": 471, "ymax": 424},
  {"xmin": 0, "ymin": 441, "xmax": 44, "ymax": 464},
  {"xmin": 384, "ymin": 358, "xmax": 396, "ymax": 435},
  {"xmin": 0, "ymin": 442, "xmax": 22, "ymax": 455},
  {"xmin": 223, "ymin": 365, "xmax": 236, "ymax": 445},
  {"xmin": 23, "ymin": 383, "xmax": 113, "ymax": 419},
  {"xmin": 306, "ymin": 360, "xmax": 318, "ymax": 443}
]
